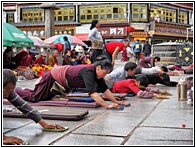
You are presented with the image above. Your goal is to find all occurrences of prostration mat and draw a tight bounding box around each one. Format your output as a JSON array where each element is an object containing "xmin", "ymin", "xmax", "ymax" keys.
[
  {"xmin": 3, "ymin": 98, "xmax": 100, "ymax": 108},
  {"xmin": 3, "ymin": 107, "xmax": 89, "ymax": 121}
]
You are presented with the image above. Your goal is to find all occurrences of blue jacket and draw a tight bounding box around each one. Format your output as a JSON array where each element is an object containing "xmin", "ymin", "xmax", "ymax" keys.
[{"xmin": 133, "ymin": 41, "xmax": 142, "ymax": 53}]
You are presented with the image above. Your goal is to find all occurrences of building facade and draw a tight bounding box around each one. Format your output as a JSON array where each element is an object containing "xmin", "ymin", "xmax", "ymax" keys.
[{"xmin": 3, "ymin": 2, "xmax": 193, "ymax": 43}]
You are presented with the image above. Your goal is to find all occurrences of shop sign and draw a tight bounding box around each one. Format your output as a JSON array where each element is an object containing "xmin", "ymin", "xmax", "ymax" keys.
[
  {"xmin": 132, "ymin": 32, "xmax": 148, "ymax": 37},
  {"xmin": 99, "ymin": 27, "xmax": 127, "ymax": 37},
  {"xmin": 155, "ymin": 26, "xmax": 193, "ymax": 37}
]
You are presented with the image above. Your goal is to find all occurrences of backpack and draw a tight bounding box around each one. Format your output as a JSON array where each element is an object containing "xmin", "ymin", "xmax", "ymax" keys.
[
  {"xmin": 134, "ymin": 43, "xmax": 141, "ymax": 52},
  {"xmin": 135, "ymin": 43, "xmax": 140, "ymax": 49}
]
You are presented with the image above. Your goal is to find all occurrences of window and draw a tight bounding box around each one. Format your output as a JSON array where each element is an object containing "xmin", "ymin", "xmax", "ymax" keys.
[
  {"xmin": 150, "ymin": 6, "xmax": 176, "ymax": 23},
  {"xmin": 70, "ymin": 16, "xmax": 74, "ymax": 20},
  {"xmin": 79, "ymin": 4, "xmax": 127, "ymax": 23},
  {"xmin": 64, "ymin": 16, "xmax": 68, "ymax": 20},
  {"xmin": 107, "ymin": 14, "xmax": 112, "ymax": 18},
  {"xmin": 54, "ymin": 6, "xmax": 75, "ymax": 21},
  {"xmin": 81, "ymin": 9, "xmax": 85, "ymax": 14},
  {"xmin": 113, "ymin": 13, "xmax": 118, "ymax": 19},
  {"xmin": 87, "ymin": 15, "xmax": 92, "ymax": 19},
  {"xmin": 22, "ymin": 9, "xmax": 43, "ymax": 22},
  {"xmin": 58, "ymin": 16, "xmax": 62, "ymax": 21},
  {"xmin": 179, "ymin": 11, "xmax": 188, "ymax": 24},
  {"xmin": 132, "ymin": 4, "xmax": 147, "ymax": 21},
  {"xmin": 7, "ymin": 13, "xmax": 14, "ymax": 23},
  {"xmin": 100, "ymin": 14, "xmax": 105, "ymax": 19},
  {"xmin": 120, "ymin": 14, "xmax": 126, "ymax": 18},
  {"xmin": 81, "ymin": 15, "xmax": 85, "ymax": 19},
  {"xmin": 113, "ymin": 7, "xmax": 118, "ymax": 13},
  {"xmin": 94, "ymin": 15, "xmax": 98, "ymax": 19}
]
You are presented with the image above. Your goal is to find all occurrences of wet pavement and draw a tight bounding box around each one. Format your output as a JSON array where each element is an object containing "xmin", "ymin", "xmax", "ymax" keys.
[{"xmin": 3, "ymin": 60, "xmax": 194, "ymax": 146}]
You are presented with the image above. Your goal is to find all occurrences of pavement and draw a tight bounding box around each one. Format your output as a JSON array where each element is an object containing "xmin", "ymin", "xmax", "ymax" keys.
[{"xmin": 3, "ymin": 60, "xmax": 194, "ymax": 146}]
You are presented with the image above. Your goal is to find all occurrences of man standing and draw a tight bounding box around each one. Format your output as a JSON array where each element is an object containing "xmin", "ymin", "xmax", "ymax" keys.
[
  {"xmin": 133, "ymin": 39, "xmax": 142, "ymax": 63},
  {"xmin": 143, "ymin": 40, "xmax": 151, "ymax": 57}
]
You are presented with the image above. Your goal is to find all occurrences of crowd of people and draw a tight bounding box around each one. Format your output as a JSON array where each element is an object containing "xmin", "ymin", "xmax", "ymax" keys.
[{"xmin": 3, "ymin": 19, "xmax": 193, "ymax": 145}]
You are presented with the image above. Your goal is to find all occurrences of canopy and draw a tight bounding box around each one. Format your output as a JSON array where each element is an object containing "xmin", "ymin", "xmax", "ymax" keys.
[
  {"xmin": 28, "ymin": 36, "xmax": 46, "ymax": 47},
  {"xmin": 3, "ymin": 22, "xmax": 34, "ymax": 47},
  {"xmin": 44, "ymin": 34, "xmax": 88, "ymax": 47}
]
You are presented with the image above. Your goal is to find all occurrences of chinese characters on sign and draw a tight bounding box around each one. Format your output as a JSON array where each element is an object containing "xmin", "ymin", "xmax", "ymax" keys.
[
  {"xmin": 21, "ymin": 29, "xmax": 74, "ymax": 38},
  {"xmin": 99, "ymin": 27, "xmax": 127, "ymax": 37}
]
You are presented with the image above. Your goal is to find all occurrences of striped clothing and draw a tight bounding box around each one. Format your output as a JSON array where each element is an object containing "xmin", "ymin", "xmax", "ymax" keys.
[{"xmin": 7, "ymin": 91, "xmax": 42, "ymax": 123}]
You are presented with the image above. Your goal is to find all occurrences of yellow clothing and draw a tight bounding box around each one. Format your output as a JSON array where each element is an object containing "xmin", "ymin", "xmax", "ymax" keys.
[{"xmin": 47, "ymin": 55, "xmax": 58, "ymax": 66}]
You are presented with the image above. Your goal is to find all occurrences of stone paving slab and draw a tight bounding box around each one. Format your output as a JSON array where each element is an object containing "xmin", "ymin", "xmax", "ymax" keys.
[
  {"xmin": 125, "ymin": 127, "xmax": 193, "ymax": 145},
  {"xmin": 72, "ymin": 111, "xmax": 138, "ymax": 137},
  {"xmin": 53, "ymin": 134, "xmax": 124, "ymax": 145},
  {"xmin": 125, "ymin": 139, "xmax": 193, "ymax": 145}
]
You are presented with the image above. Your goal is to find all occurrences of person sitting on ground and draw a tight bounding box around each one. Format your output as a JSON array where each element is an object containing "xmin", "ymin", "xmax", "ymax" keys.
[
  {"xmin": 25, "ymin": 49, "xmax": 39, "ymax": 66},
  {"xmin": 47, "ymin": 50, "xmax": 59, "ymax": 66},
  {"xmin": 111, "ymin": 75, "xmax": 170, "ymax": 99},
  {"xmin": 82, "ymin": 51, "xmax": 91, "ymax": 64},
  {"xmin": 62, "ymin": 50, "xmax": 73, "ymax": 65},
  {"xmin": 3, "ymin": 47, "xmax": 17, "ymax": 69},
  {"xmin": 15, "ymin": 55, "xmax": 129, "ymax": 109},
  {"xmin": 12, "ymin": 50, "xmax": 29, "ymax": 67},
  {"xmin": 137, "ymin": 56, "xmax": 160, "ymax": 68},
  {"xmin": 36, "ymin": 52, "xmax": 47, "ymax": 65},
  {"xmin": 127, "ymin": 73, "xmax": 178, "ymax": 87},
  {"xmin": 104, "ymin": 61, "xmax": 137, "ymax": 89},
  {"xmin": 3, "ymin": 69, "xmax": 64, "ymax": 145}
]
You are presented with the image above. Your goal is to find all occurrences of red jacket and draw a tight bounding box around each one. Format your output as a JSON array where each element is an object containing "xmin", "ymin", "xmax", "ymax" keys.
[
  {"xmin": 36, "ymin": 57, "xmax": 46, "ymax": 65},
  {"xmin": 111, "ymin": 79, "xmax": 140, "ymax": 94}
]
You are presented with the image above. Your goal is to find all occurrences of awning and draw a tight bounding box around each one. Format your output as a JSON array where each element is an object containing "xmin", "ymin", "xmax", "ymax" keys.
[{"xmin": 76, "ymin": 34, "xmax": 90, "ymax": 41}]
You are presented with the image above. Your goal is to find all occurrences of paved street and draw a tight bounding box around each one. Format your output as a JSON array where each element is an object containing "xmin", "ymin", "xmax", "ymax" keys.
[{"xmin": 3, "ymin": 60, "xmax": 194, "ymax": 146}]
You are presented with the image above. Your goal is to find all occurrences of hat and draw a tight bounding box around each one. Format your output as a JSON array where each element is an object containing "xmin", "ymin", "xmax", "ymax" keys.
[
  {"xmin": 29, "ymin": 49, "xmax": 38, "ymax": 54},
  {"xmin": 41, "ymin": 52, "xmax": 47, "ymax": 57}
]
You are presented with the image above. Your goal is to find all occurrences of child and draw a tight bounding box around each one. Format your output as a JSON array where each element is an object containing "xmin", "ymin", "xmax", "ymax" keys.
[
  {"xmin": 111, "ymin": 76, "xmax": 170, "ymax": 99},
  {"xmin": 121, "ymin": 47, "xmax": 128, "ymax": 62}
]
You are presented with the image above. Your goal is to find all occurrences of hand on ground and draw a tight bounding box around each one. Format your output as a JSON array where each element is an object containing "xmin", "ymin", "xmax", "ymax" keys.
[
  {"xmin": 43, "ymin": 123, "xmax": 65, "ymax": 129},
  {"xmin": 156, "ymin": 95, "xmax": 169, "ymax": 99},
  {"xmin": 160, "ymin": 91, "xmax": 172, "ymax": 96},
  {"xmin": 3, "ymin": 136, "xmax": 24, "ymax": 145},
  {"xmin": 107, "ymin": 103, "xmax": 121, "ymax": 109}
]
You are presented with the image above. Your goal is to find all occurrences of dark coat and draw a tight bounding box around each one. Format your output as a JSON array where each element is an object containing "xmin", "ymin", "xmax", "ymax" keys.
[
  {"xmin": 143, "ymin": 43, "xmax": 151, "ymax": 54},
  {"xmin": 127, "ymin": 73, "xmax": 178, "ymax": 86}
]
